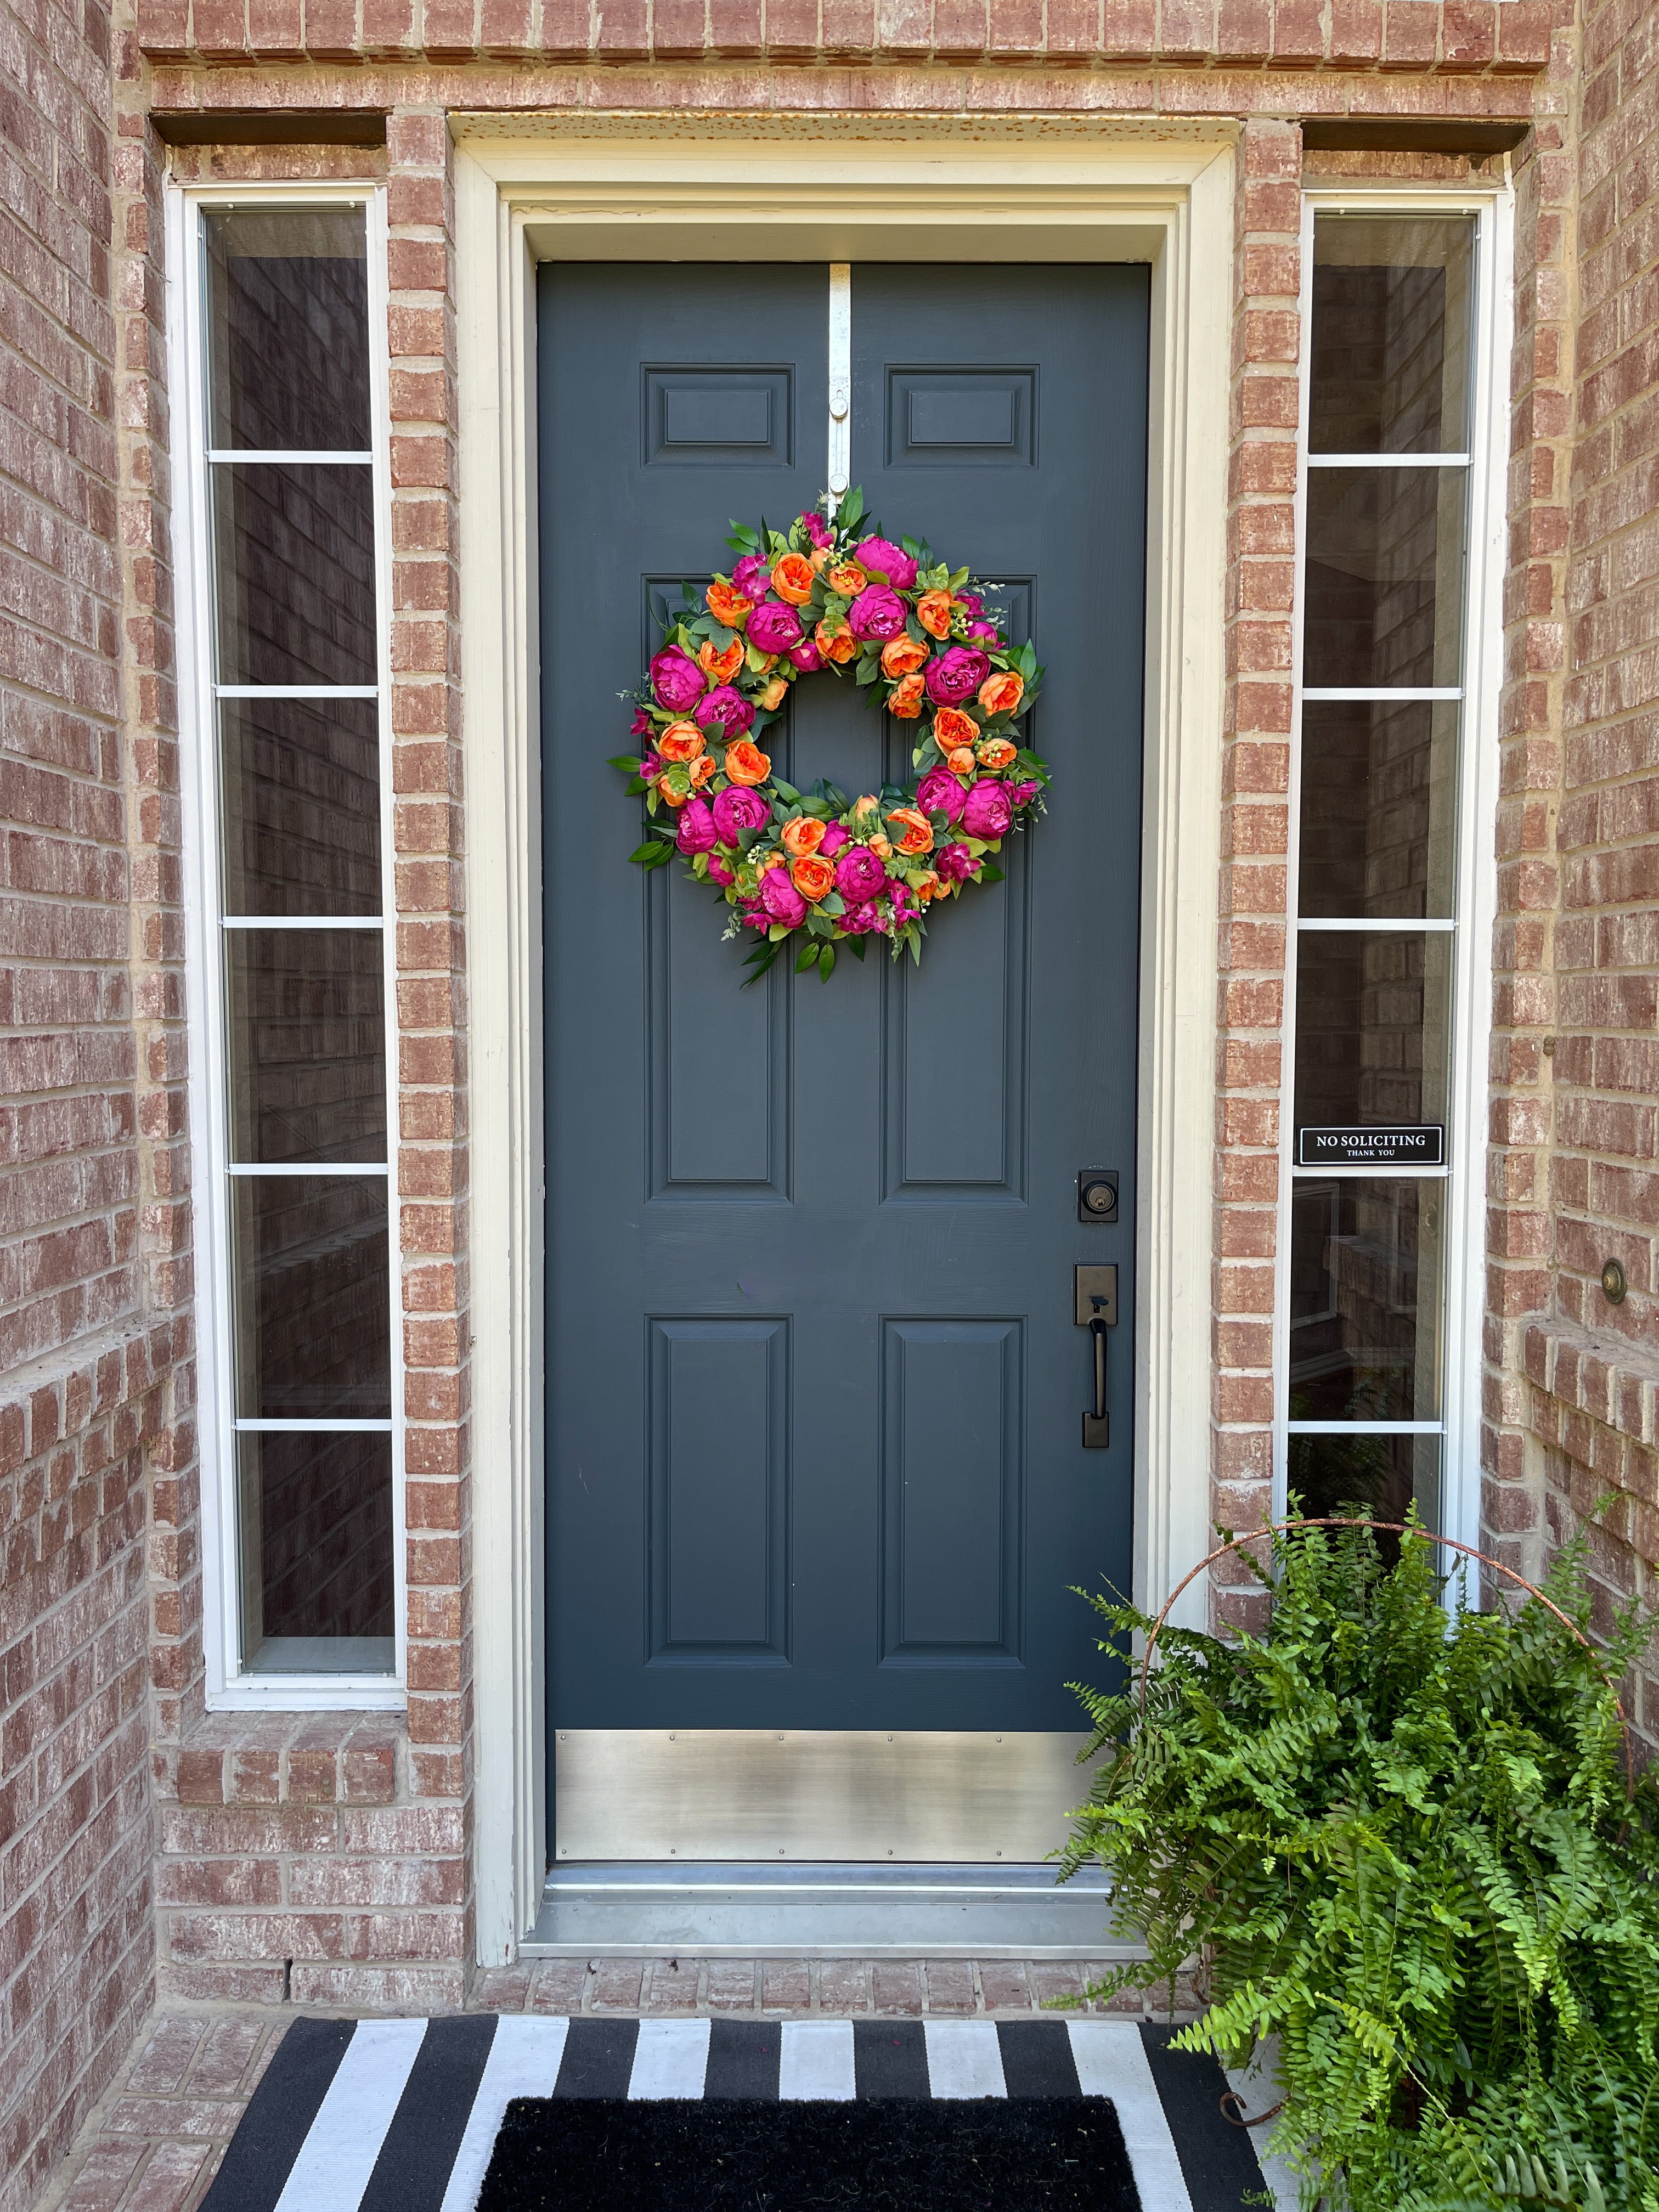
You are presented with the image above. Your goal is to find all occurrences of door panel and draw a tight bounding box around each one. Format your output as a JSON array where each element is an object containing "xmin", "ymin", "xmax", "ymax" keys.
[{"xmin": 541, "ymin": 262, "xmax": 1149, "ymax": 1798}]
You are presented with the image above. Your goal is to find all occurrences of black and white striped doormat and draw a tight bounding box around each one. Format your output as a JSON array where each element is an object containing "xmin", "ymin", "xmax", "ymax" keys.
[{"xmin": 200, "ymin": 2013, "xmax": 1267, "ymax": 2212}]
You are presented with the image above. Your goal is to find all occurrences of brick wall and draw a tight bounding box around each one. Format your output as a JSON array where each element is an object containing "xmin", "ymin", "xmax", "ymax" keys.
[
  {"xmin": 1493, "ymin": 0, "xmax": 1659, "ymax": 1760},
  {"xmin": 1211, "ymin": 115, "xmax": 1301, "ymax": 1629},
  {"xmin": 0, "ymin": 0, "xmax": 185, "ymax": 2193}
]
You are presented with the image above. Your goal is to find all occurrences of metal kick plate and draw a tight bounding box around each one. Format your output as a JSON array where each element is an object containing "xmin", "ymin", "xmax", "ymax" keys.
[
  {"xmin": 1073, "ymin": 1264, "xmax": 1118, "ymax": 1328},
  {"xmin": 554, "ymin": 1731, "xmax": 1094, "ymax": 1864}
]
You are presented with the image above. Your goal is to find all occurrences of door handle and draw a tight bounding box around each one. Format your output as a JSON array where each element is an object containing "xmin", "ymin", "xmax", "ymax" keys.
[{"xmin": 1075, "ymin": 1266, "xmax": 1116, "ymax": 1448}]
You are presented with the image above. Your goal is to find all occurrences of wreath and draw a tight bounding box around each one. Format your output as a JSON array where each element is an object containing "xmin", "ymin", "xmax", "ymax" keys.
[{"xmin": 613, "ymin": 486, "xmax": 1048, "ymax": 983}]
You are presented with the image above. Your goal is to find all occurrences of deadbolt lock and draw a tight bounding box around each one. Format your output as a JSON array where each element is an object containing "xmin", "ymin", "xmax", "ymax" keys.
[{"xmin": 1077, "ymin": 1169, "xmax": 1118, "ymax": 1223}]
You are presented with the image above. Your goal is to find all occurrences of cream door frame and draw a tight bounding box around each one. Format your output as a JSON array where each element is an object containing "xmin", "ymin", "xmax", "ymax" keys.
[{"xmin": 455, "ymin": 116, "xmax": 1236, "ymax": 1965}]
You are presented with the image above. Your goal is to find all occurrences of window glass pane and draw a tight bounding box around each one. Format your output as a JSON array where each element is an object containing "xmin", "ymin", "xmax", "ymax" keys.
[
  {"xmin": 1286, "ymin": 1431, "xmax": 1441, "ymax": 1532},
  {"xmin": 1310, "ymin": 217, "xmax": 1472, "ymax": 455},
  {"xmin": 238, "ymin": 1431, "xmax": 394, "ymax": 1673},
  {"xmin": 1289, "ymin": 1178, "xmax": 1445, "ymax": 1423},
  {"xmin": 226, "ymin": 930, "xmax": 386, "ymax": 1165},
  {"xmin": 233, "ymin": 1176, "xmax": 391, "ymax": 1418},
  {"xmin": 1303, "ymin": 467, "xmax": 1465, "ymax": 690},
  {"xmin": 221, "ymin": 698, "xmax": 381, "ymax": 916},
  {"xmin": 212, "ymin": 462, "xmax": 377, "ymax": 687},
  {"xmin": 1298, "ymin": 699, "xmax": 1458, "ymax": 919},
  {"xmin": 1294, "ymin": 929, "xmax": 1452, "ymax": 1137},
  {"xmin": 206, "ymin": 207, "xmax": 370, "ymax": 452}
]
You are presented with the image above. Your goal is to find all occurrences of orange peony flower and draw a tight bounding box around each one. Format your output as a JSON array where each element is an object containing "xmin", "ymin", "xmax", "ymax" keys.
[
  {"xmin": 781, "ymin": 816, "xmax": 826, "ymax": 859},
  {"xmin": 815, "ymin": 619, "xmax": 859, "ymax": 665},
  {"xmin": 689, "ymin": 755, "xmax": 717, "ymax": 788},
  {"xmin": 976, "ymin": 737, "xmax": 1018, "ymax": 771},
  {"xmin": 698, "ymin": 638, "xmax": 745, "ymax": 684},
  {"xmin": 791, "ymin": 853, "xmax": 835, "ymax": 903},
  {"xmin": 932, "ymin": 706, "xmax": 979, "ymax": 752},
  {"xmin": 881, "ymin": 635, "xmax": 930, "ymax": 679},
  {"xmin": 770, "ymin": 552, "xmax": 816, "ymax": 606},
  {"xmin": 946, "ymin": 746, "xmax": 977, "ymax": 775},
  {"xmin": 656, "ymin": 774, "xmax": 690, "ymax": 809},
  {"xmin": 854, "ymin": 793, "xmax": 881, "ymax": 818},
  {"xmin": 657, "ymin": 721, "xmax": 706, "ymax": 764},
  {"xmin": 757, "ymin": 675, "xmax": 789, "ymax": 710},
  {"xmin": 723, "ymin": 738, "xmax": 772, "ymax": 786},
  {"xmin": 827, "ymin": 561, "xmax": 868, "ymax": 597},
  {"xmin": 886, "ymin": 806, "xmax": 934, "ymax": 857},
  {"xmin": 868, "ymin": 833, "xmax": 893, "ymax": 860},
  {"xmin": 808, "ymin": 544, "xmax": 833, "ymax": 573},
  {"xmin": 887, "ymin": 672, "xmax": 926, "ymax": 719},
  {"xmin": 978, "ymin": 669, "xmax": 1024, "ymax": 717},
  {"xmin": 706, "ymin": 579, "xmax": 752, "ymax": 627},
  {"xmin": 916, "ymin": 590, "xmax": 955, "ymax": 639},
  {"xmin": 913, "ymin": 869, "xmax": 941, "ymax": 902}
]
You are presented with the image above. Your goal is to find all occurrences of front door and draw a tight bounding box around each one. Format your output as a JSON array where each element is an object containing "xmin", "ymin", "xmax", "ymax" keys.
[{"xmin": 541, "ymin": 261, "xmax": 1149, "ymax": 1861}]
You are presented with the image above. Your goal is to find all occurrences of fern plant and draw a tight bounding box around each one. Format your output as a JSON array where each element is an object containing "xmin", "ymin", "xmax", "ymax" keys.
[{"xmin": 1057, "ymin": 1515, "xmax": 1659, "ymax": 2212}]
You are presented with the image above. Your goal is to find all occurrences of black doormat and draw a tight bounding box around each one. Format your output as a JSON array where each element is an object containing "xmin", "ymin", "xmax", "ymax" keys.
[{"xmin": 477, "ymin": 2096, "xmax": 1142, "ymax": 2211}]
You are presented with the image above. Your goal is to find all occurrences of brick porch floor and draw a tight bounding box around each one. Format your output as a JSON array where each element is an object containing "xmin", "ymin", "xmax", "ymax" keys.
[{"xmin": 32, "ymin": 1957, "xmax": 1172, "ymax": 2212}]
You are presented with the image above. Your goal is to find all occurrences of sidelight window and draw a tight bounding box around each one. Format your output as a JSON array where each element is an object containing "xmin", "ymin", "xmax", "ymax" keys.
[
  {"xmin": 178, "ymin": 193, "xmax": 400, "ymax": 1699},
  {"xmin": 1278, "ymin": 202, "xmax": 1504, "ymax": 1545}
]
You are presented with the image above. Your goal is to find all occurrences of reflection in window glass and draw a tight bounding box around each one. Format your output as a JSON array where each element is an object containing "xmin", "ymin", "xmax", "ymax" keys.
[
  {"xmin": 220, "ymin": 697, "xmax": 382, "ymax": 917},
  {"xmin": 238, "ymin": 1431, "xmax": 395, "ymax": 1674},
  {"xmin": 1310, "ymin": 217, "xmax": 1472, "ymax": 455},
  {"xmin": 206, "ymin": 207, "xmax": 371, "ymax": 452},
  {"xmin": 1290, "ymin": 1178, "xmax": 1444, "ymax": 1425},
  {"xmin": 225, "ymin": 929, "xmax": 387, "ymax": 1165},
  {"xmin": 1288, "ymin": 1431, "xmax": 1441, "ymax": 1536},
  {"xmin": 232, "ymin": 1176, "xmax": 392, "ymax": 1420},
  {"xmin": 1302, "ymin": 467, "xmax": 1465, "ymax": 691},
  {"xmin": 1299, "ymin": 699, "xmax": 1458, "ymax": 919},
  {"xmin": 1294, "ymin": 930, "xmax": 1453, "ymax": 1137},
  {"xmin": 212, "ymin": 463, "xmax": 378, "ymax": 687}
]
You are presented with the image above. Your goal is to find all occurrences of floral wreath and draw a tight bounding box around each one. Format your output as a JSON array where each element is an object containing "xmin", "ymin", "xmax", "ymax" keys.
[{"xmin": 613, "ymin": 486, "xmax": 1048, "ymax": 983}]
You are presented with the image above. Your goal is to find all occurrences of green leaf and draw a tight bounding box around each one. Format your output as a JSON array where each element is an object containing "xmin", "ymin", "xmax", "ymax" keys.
[
  {"xmin": 818, "ymin": 943, "xmax": 836, "ymax": 981},
  {"xmin": 839, "ymin": 486, "xmax": 865, "ymax": 529},
  {"xmin": 850, "ymin": 937, "xmax": 868, "ymax": 961},
  {"xmin": 771, "ymin": 778, "xmax": 802, "ymax": 804},
  {"xmin": 900, "ymin": 534, "xmax": 923, "ymax": 561},
  {"xmin": 768, "ymin": 922, "xmax": 791, "ymax": 942},
  {"xmin": 607, "ymin": 753, "xmax": 642, "ymax": 771},
  {"xmin": 726, "ymin": 521, "xmax": 761, "ymax": 553},
  {"xmin": 977, "ymin": 861, "xmax": 1005, "ymax": 883},
  {"xmin": 794, "ymin": 939, "xmax": 820, "ymax": 972},
  {"xmin": 628, "ymin": 840, "xmax": 675, "ymax": 869}
]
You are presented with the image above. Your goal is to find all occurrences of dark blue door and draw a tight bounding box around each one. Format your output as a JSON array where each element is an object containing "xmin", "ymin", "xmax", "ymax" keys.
[{"xmin": 541, "ymin": 263, "xmax": 1148, "ymax": 1748}]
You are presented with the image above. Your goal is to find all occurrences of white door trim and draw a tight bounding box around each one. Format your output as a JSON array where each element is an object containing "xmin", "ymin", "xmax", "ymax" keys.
[{"xmin": 455, "ymin": 117, "xmax": 1236, "ymax": 1965}]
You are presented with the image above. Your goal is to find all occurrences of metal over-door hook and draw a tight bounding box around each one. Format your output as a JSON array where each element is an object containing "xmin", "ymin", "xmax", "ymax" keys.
[{"xmin": 1074, "ymin": 1265, "xmax": 1117, "ymax": 1448}]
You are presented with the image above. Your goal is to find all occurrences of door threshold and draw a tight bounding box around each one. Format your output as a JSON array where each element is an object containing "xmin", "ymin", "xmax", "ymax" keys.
[{"xmin": 523, "ymin": 1860, "xmax": 1141, "ymax": 1961}]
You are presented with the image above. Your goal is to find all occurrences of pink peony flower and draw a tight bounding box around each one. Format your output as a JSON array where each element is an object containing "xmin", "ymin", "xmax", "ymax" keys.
[
  {"xmin": 650, "ymin": 646, "xmax": 706, "ymax": 714},
  {"xmin": 855, "ymin": 535, "xmax": 918, "ymax": 590},
  {"xmin": 800, "ymin": 511, "xmax": 833, "ymax": 550},
  {"xmin": 915, "ymin": 766, "xmax": 968, "ymax": 824},
  {"xmin": 1008, "ymin": 780, "xmax": 1040, "ymax": 809},
  {"xmin": 712, "ymin": 784, "xmax": 770, "ymax": 845},
  {"xmin": 956, "ymin": 591, "xmax": 984, "ymax": 617},
  {"xmin": 966, "ymin": 620, "xmax": 999, "ymax": 643},
  {"xmin": 630, "ymin": 706, "xmax": 654, "ymax": 737},
  {"xmin": 676, "ymin": 797, "xmax": 717, "ymax": 855},
  {"xmin": 788, "ymin": 637, "xmax": 825, "ymax": 673},
  {"xmin": 695, "ymin": 685, "xmax": 755, "ymax": 738},
  {"xmin": 936, "ymin": 841, "xmax": 978, "ymax": 884},
  {"xmin": 961, "ymin": 780, "xmax": 1013, "ymax": 840},
  {"xmin": 747, "ymin": 599, "xmax": 804, "ymax": 654},
  {"xmin": 758, "ymin": 868, "xmax": 808, "ymax": 928},
  {"xmin": 838, "ymin": 900, "xmax": 880, "ymax": 934},
  {"xmin": 834, "ymin": 844, "xmax": 888, "ymax": 904},
  {"xmin": 819, "ymin": 822, "xmax": 850, "ymax": 857},
  {"xmin": 707, "ymin": 854, "xmax": 735, "ymax": 886},
  {"xmin": 847, "ymin": 584, "xmax": 907, "ymax": 642},
  {"xmin": 924, "ymin": 647, "xmax": 992, "ymax": 707}
]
